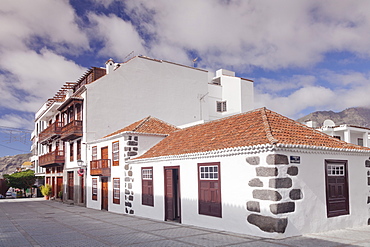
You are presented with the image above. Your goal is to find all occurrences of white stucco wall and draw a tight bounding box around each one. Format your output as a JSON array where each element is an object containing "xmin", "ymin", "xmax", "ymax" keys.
[
  {"xmin": 85, "ymin": 57, "xmax": 210, "ymax": 141},
  {"xmin": 129, "ymin": 150, "xmax": 370, "ymax": 238}
]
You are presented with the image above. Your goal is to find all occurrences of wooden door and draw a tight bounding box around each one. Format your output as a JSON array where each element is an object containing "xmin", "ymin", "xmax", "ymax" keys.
[
  {"xmin": 68, "ymin": 171, "xmax": 74, "ymax": 200},
  {"xmin": 325, "ymin": 160, "xmax": 349, "ymax": 217},
  {"xmin": 80, "ymin": 175, "xmax": 84, "ymax": 204},
  {"xmin": 57, "ymin": 177, "xmax": 63, "ymax": 198},
  {"xmin": 52, "ymin": 177, "xmax": 56, "ymax": 197},
  {"xmin": 101, "ymin": 177, "xmax": 108, "ymax": 211},
  {"xmin": 164, "ymin": 167, "xmax": 181, "ymax": 222}
]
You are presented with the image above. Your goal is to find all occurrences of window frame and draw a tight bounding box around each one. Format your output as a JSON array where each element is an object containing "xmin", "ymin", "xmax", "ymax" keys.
[
  {"xmin": 70, "ymin": 142, "xmax": 74, "ymax": 162},
  {"xmin": 92, "ymin": 146, "xmax": 97, "ymax": 160},
  {"xmin": 216, "ymin": 101, "xmax": 227, "ymax": 113},
  {"xmin": 112, "ymin": 141, "xmax": 119, "ymax": 166},
  {"xmin": 142, "ymin": 167, "xmax": 154, "ymax": 206},
  {"xmin": 198, "ymin": 162, "xmax": 222, "ymax": 218},
  {"xmin": 113, "ymin": 178, "xmax": 120, "ymax": 204},
  {"xmin": 92, "ymin": 178, "xmax": 97, "ymax": 201}
]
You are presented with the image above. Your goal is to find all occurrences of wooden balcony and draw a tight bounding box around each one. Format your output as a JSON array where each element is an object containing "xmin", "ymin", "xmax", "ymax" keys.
[
  {"xmin": 90, "ymin": 159, "xmax": 111, "ymax": 176},
  {"xmin": 39, "ymin": 150, "xmax": 65, "ymax": 167},
  {"xmin": 61, "ymin": 120, "xmax": 82, "ymax": 141},
  {"xmin": 39, "ymin": 122, "xmax": 62, "ymax": 144}
]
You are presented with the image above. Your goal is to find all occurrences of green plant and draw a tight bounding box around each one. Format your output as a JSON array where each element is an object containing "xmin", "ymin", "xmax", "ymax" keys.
[{"xmin": 40, "ymin": 184, "xmax": 52, "ymax": 197}]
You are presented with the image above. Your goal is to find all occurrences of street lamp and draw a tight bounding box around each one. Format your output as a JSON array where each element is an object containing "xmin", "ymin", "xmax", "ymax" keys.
[{"xmin": 77, "ymin": 159, "xmax": 86, "ymax": 176}]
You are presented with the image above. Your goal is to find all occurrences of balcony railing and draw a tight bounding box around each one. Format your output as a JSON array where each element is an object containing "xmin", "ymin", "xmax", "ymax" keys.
[
  {"xmin": 61, "ymin": 120, "xmax": 82, "ymax": 141},
  {"xmin": 39, "ymin": 122, "xmax": 62, "ymax": 144},
  {"xmin": 90, "ymin": 159, "xmax": 111, "ymax": 176},
  {"xmin": 39, "ymin": 150, "xmax": 65, "ymax": 167}
]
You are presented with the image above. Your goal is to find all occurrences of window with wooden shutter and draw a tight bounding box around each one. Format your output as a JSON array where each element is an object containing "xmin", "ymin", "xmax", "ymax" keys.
[
  {"xmin": 198, "ymin": 162, "xmax": 222, "ymax": 217},
  {"xmin": 113, "ymin": 178, "xmax": 120, "ymax": 204},
  {"xmin": 92, "ymin": 178, "xmax": 97, "ymax": 201},
  {"xmin": 142, "ymin": 167, "xmax": 154, "ymax": 206},
  {"xmin": 112, "ymin": 141, "xmax": 119, "ymax": 166}
]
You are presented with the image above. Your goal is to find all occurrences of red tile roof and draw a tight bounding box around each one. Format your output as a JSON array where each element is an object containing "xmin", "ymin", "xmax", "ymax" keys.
[
  {"xmin": 104, "ymin": 116, "xmax": 180, "ymax": 138},
  {"xmin": 137, "ymin": 108, "xmax": 370, "ymax": 159}
]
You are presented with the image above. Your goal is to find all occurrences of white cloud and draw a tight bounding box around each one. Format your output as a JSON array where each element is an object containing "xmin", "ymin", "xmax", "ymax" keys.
[
  {"xmin": 0, "ymin": 113, "xmax": 34, "ymax": 130},
  {"xmin": 122, "ymin": 0, "xmax": 370, "ymax": 70},
  {"xmin": 88, "ymin": 13, "xmax": 147, "ymax": 60},
  {"xmin": 0, "ymin": 49, "xmax": 86, "ymax": 113},
  {"xmin": 255, "ymin": 70, "xmax": 370, "ymax": 119}
]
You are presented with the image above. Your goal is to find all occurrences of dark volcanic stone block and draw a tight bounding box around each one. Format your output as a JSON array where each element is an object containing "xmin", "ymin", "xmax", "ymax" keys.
[
  {"xmin": 269, "ymin": 178, "xmax": 292, "ymax": 188},
  {"xmin": 256, "ymin": 167, "xmax": 278, "ymax": 177},
  {"xmin": 246, "ymin": 156, "xmax": 260, "ymax": 166},
  {"xmin": 365, "ymin": 160, "xmax": 370, "ymax": 168},
  {"xmin": 248, "ymin": 178, "xmax": 263, "ymax": 187},
  {"xmin": 253, "ymin": 189, "xmax": 282, "ymax": 201},
  {"xmin": 247, "ymin": 214, "xmax": 288, "ymax": 233},
  {"xmin": 270, "ymin": 202, "xmax": 295, "ymax": 214},
  {"xmin": 289, "ymin": 189, "xmax": 303, "ymax": 200},
  {"xmin": 287, "ymin": 166, "xmax": 298, "ymax": 176},
  {"xmin": 267, "ymin": 154, "xmax": 289, "ymax": 165},
  {"xmin": 247, "ymin": 201, "xmax": 260, "ymax": 212}
]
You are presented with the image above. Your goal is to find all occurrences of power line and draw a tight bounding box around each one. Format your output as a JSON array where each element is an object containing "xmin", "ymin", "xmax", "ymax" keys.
[{"xmin": 0, "ymin": 143, "xmax": 30, "ymax": 153}]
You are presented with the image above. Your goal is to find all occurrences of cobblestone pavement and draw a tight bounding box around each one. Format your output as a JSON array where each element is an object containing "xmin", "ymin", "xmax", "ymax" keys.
[{"xmin": 1, "ymin": 198, "xmax": 370, "ymax": 246}]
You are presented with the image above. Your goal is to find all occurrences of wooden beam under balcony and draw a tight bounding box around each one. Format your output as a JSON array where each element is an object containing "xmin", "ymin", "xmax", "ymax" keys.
[
  {"xmin": 90, "ymin": 159, "xmax": 111, "ymax": 176},
  {"xmin": 39, "ymin": 122, "xmax": 62, "ymax": 144},
  {"xmin": 61, "ymin": 120, "xmax": 83, "ymax": 141},
  {"xmin": 39, "ymin": 150, "xmax": 65, "ymax": 167}
]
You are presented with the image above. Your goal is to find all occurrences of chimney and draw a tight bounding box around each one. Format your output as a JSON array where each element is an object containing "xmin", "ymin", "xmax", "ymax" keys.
[{"xmin": 105, "ymin": 58, "xmax": 115, "ymax": 74}]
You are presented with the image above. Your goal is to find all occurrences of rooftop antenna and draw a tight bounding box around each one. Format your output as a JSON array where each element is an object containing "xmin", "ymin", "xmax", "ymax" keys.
[
  {"xmin": 192, "ymin": 57, "xmax": 198, "ymax": 67},
  {"xmin": 124, "ymin": 51, "xmax": 134, "ymax": 62}
]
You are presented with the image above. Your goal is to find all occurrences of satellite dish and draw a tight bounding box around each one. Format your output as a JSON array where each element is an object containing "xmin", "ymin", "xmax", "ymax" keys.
[{"xmin": 323, "ymin": 119, "xmax": 335, "ymax": 127}]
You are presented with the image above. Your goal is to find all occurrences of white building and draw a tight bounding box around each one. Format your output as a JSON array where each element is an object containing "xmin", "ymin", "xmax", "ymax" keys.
[
  {"xmin": 31, "ymin": 56, "xmax": 254, "ymax": 205},
  {"xmin": 86, "ymin": 108, "xmax": 370, "ymax": 238},
  {"xmin": 315, "ymin": 119, "xmax": 370, "ymax": 147}
]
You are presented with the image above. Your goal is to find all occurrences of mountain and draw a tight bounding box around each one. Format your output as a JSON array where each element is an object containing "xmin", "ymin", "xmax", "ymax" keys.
[
  {"xmin": 0, "ymin": 153, "xmax": 31, "ymax": 176},
  {"xmin": 297, "ymin": 107, "xmax": 370, "ymax": 128}
]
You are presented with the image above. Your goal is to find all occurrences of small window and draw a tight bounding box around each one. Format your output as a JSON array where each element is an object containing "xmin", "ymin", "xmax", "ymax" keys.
[
  {"xmin": 216, "ymin": 101, "xmax": 227, "ymax": 113},
  {"xmin": 70, "ymin": 142, "xmax": 74, "ymax": 162},
  {"xmin": 142, "ymin": 168, "xmax": 154, "ymax": 206},
  {"xmin": 327, "ymin": 164, "xmax": 345, "ymax": 176},
  {"xmin": 333, "ymin": 136, "xmax": 341, "ymax": 140},
  {"xmin": 92, "ymin": 146, "xmax": 97, "ymax": 160},
  {"xmin": 77, "ymin": 140, "xmax": 81, "ymax": 160},
  {"xmin": 92, "ymin": 178, "xmax": 97, "ymax": 201},
  {"xmin": 112, "ymin": 141, "xmax": 119, "ymax": 166},
  {"xmin": 358, "ymin": 138, "xmax": 364, "ymax": 146},
  {"xmin": 367, "ymin": 170, "xmax": 370, "ymax": 186},
  {"xmin": 113, "ymin": 178, "xmax": 120, "ymax": 204}
]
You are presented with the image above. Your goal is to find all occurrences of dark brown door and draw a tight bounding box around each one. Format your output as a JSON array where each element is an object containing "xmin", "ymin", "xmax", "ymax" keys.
[
  {"xmin": 164, "ymin": 167, "xmax": 181, "ymax": 222},
  {"xmin": 52, "ymin": 177, "xmax": 56, "ymax": 197},
  {"xmin": 57, "ymin": 177, "xmax": 63, "ymax": 198},
  {"xmin": 68, "ymin": 171, "xmax": 74, "ymax": 200},
  {"xmin": 80, "ymin": 175, "xmax": 84, "ymax": 204},
  {"xmin": 325, "ymin": 160, "xmax": 349, "ymax": 217},
  {"xmin": 101, "ymin": 177, "xmax": 108, "ymax": 211}
]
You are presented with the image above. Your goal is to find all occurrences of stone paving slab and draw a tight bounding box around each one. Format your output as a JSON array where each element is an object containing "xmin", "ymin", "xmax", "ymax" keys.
[{"xmin": 0, "ymin": 198, "xmax": 369, "ymax": 246}]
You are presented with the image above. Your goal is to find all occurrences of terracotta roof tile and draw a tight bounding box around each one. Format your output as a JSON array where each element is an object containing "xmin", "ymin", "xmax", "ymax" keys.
[
  {"xmin": 137, "ymin": 108, "xmax": 370, "ymax": 159},
  {"xmin": 104, "ymin": 116, "xmax": 180, "ymax": 138}
]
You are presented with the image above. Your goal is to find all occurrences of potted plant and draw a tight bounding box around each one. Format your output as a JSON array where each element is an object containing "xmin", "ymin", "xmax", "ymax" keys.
[{"xmin": 40, "ymin": 184, "xmax": 52, "ymax": 200}]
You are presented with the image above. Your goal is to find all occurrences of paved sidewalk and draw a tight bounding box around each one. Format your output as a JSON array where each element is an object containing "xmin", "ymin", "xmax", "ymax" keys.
[{"xmin": 0, "ymin": 198, "xmax": 370, "ymax": 246}]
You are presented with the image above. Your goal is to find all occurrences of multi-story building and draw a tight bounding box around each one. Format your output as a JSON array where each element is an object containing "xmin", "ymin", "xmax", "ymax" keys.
[{"xmin": 31, "ymin": 55, "xmax": 254, "ymax": 205}]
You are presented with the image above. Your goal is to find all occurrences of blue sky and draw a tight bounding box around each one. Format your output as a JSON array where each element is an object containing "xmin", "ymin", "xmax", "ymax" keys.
[{"xmin": 1, "ymin": 0, "xmax": 370, "ymax": 157}]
